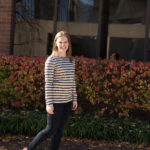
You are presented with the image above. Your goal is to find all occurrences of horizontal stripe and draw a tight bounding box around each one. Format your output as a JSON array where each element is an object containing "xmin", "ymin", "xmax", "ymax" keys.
[{"xmin": 44, "ymin": 56, "xmax": 77, "ymax": 106}]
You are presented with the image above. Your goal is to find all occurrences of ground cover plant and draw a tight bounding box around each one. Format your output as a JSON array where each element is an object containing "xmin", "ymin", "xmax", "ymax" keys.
[{"xmin": 1, "ymin": 110, "xmax": 150, "ymax": 146}]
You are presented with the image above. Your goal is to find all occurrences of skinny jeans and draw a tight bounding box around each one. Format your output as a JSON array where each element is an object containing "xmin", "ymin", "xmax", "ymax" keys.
[{"xmin": 27, "ymin": 101, "xmax": 72, "ymax": 150}]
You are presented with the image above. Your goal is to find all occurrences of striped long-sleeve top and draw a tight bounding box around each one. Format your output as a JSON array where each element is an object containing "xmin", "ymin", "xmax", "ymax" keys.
[{"xmin": 44, "ymin": 56, "xmax": 77, "ymax": 107}]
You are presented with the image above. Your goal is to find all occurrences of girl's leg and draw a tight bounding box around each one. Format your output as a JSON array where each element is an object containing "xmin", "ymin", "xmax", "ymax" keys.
[
  {"xmin": 27, "ymin": 113, "xmax": 53, "ymax": 150},
  {"xmin": 24, "ymin": 102, "xmax": 72, "ymax": 150},
  {"xmin": 50, "ymin": 102, "xmax": 72, "ymax": 150}
]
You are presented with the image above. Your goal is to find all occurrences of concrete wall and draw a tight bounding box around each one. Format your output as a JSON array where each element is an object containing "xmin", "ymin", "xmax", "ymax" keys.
[
  {"xmin": 14, "ymin": 19, "xmax": 149, "ymax": 58},
  {"xmin": 14, "ymin": 19, "xmax": 98, "ymax": 57},
  {"xmin": 14, "ymin": 19, "xmax": 53, "ymax": 57}
]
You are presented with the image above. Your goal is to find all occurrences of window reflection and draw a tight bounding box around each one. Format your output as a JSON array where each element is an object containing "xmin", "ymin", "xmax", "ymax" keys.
[
  {"xmin": 15, "ymin": 0, "xmax": 99, "ymax": 22},
  {"xmin": 15, "ymin": 0, "xmax": 147, "ymax": 24},
  {"xmin": 58, "ymin": 0, "xmax": 69, "ymax": 21},
  {"xmin": 109, "ymin": 38, "xmax": 145, "ymax": 61},
  {"xmin": 74, "ymin": 0, "xmax": 94, "ymax": 22},
  {"xmin": 16, "ymin": 0, "xmax": 35, "ymax": 18},
  {"xmin": 109, "ymin": 0, "xmax": 147, "ymax": 24},
  {"xmin": 47, "ymin": 33, "xmax": 97, "ymax": 58}
]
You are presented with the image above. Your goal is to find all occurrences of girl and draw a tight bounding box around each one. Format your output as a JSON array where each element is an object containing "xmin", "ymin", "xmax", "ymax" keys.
[{"xmin": 23, "ymin": 31, "xmax": 78, "ymax": 150}]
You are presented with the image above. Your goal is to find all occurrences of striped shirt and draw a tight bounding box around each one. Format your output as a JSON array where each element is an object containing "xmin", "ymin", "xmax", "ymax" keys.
[{"xmin": 44, "ymin": 56, "xmax": 77, "ymax": 107}]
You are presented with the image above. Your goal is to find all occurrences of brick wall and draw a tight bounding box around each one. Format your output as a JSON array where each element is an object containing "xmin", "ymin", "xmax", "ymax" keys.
[{"xmin": 0, "ymin": 0, "xmax": 15, "ymax": 54}]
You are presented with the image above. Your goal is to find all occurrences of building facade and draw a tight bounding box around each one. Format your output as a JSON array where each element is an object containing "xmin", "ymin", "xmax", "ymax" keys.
[
  {"xmin": 0, "ymin": 0, "xmax": 150, "ymax": 61},
  {"xmin": 0, "ymin": 0, "xmax": 15, "ymax": 54}
]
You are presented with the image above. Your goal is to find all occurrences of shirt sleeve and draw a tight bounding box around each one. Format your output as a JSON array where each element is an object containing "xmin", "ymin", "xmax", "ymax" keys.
[{"xmin": 45, "ymin": 56, "xmax": 55, "ymax": 107}]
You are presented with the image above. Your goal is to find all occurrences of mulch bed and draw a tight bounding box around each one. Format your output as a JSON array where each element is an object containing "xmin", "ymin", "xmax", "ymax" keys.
[{"xmin": 0, "ymin": 135, "xmax": 149, "ymax": 150}]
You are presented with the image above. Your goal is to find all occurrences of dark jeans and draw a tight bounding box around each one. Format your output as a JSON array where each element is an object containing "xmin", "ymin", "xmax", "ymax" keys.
[{"xmin": 27, "ymin": 101, "xmax": 72, "ymax": 150}]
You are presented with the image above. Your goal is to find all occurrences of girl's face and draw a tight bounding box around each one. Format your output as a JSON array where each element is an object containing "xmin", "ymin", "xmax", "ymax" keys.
[{"xmin": 56, "ymin": 36, "xmax": 69, "ymax": 54}]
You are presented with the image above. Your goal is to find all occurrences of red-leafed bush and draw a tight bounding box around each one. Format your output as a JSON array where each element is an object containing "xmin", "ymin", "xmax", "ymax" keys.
[
  {"xmin": 0, "ymin": 55, "xmax": 45, "ymax": 110},
  {"xmin": 75, "ymin": 56, "xmax": 150, "ymax": 119},
  {"xmin": 0, "ymin": 55, "xmax": 150, "ymax": 119}
]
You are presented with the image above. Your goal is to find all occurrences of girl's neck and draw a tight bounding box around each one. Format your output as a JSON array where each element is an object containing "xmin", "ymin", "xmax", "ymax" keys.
[
  {"xmin": 57, "ymin": 52, "xmax": 66, "ymax": 57},
  {"xmin": 52, "ymin": 51, "xmax": 66, "ymax": 57}
]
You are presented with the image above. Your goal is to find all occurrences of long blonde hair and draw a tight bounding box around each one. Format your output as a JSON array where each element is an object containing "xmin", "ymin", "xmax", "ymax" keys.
[{"xmin": 51, "ymin": 31, "xmax": 73, "ymax": 62}]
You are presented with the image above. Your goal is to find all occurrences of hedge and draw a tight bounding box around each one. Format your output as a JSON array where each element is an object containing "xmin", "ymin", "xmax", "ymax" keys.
[{"xmin": 0, "ymin": 55, "xmax": 150, "ymax": 119}]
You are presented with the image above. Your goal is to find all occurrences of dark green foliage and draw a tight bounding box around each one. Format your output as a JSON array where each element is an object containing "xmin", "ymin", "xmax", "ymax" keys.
[
  {"xmin": 0, "ymin": 110, "xmax": 46, "ymax": 136},
  {"xmin": 1, "ymin": 110, "xmax": 150, "ymax": 145}
]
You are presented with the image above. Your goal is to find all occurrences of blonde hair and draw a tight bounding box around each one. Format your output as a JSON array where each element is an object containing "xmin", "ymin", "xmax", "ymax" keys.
[{"xmin": 51, "ymin": 31, "xmax": 73, "ymax": 62}]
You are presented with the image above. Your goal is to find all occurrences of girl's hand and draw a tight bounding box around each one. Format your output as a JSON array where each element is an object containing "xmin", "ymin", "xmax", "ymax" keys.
[
  {"xmin": 72, "ymin": 101, "xmax": 78, "ymax": 111},
  {"xmin": 46, "ymin": 106, "xmax": 54, "ymax": 114}
]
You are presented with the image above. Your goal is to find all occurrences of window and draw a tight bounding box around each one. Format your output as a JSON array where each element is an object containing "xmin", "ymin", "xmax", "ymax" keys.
[{"xmin": 16, "ymin": 0, "xmax": 35, "ymax": 18}]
